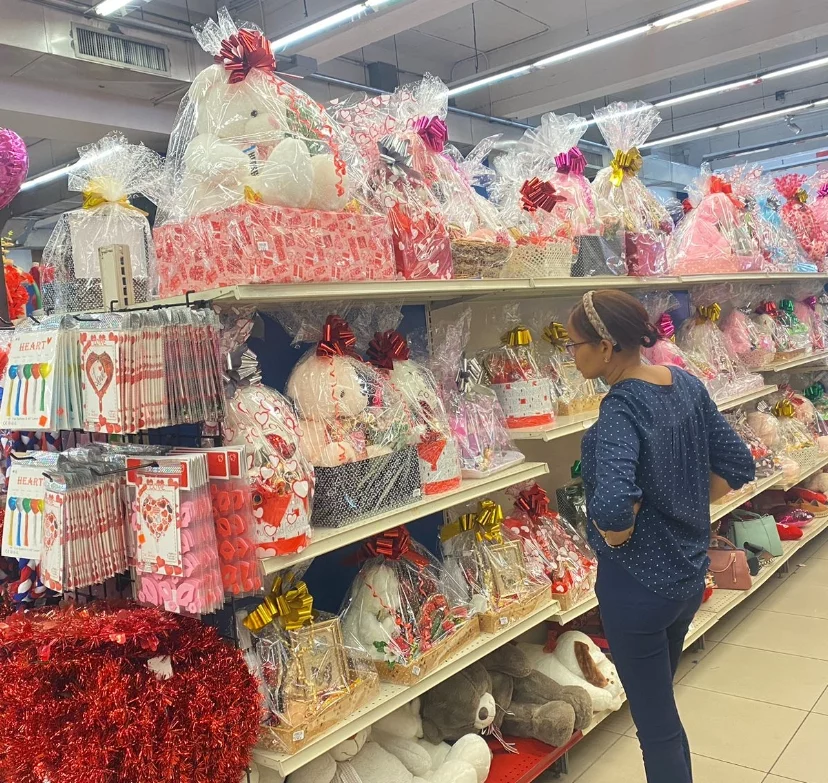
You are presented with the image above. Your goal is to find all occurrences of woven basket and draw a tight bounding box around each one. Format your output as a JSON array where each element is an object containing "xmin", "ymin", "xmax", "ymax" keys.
[
  {"xmin": 790, "ymin": 445, "xmax": 823, "ymax": 474},
  {"xmin": 741, "ymin": 349, "xmax": 775, "ymax": 369},
  {"xmin": 551, "ymin": 571, "xmax": 597, "ymax": 612},
  {"xmin": 503, "ymin": 241, "xmax": 572, "ymax": 278},
  {"xmin": 451, "ymin": 239, "xmax": 511, "ymax": 279},
  {"xmin": 477, "ymin": 585, "xmax": 553, "ymax": 633},
  {"xmin": 558, "ymin": 394, "xmax": 604, "ymax": 417}
]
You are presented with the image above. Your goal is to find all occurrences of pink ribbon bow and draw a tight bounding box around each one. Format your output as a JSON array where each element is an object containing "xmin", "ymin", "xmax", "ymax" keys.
[
  {"xmin": 413, "ymin": 116, "xmax": 448, "ymax": 153},
  {"xmin": 554, "ymin": 147, "xmax": 586, "ymax": 176}
]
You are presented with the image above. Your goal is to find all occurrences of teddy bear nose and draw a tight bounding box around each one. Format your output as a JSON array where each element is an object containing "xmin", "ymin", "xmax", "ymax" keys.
[
  {"xmin": 251, "ymin": 110, "xmax": 259, "ymax": 117},
  {"xmin": 478, "ymin": 707, "xmax": 489, "ymax": 721}
]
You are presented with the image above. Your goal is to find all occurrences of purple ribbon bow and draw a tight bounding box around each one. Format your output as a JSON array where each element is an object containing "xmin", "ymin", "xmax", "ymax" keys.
[
  {"xmin": 414, "ymin": 115, "xmax": 448, "ymax": 153},
  {"xmin": 554, "ymin": 147, "xmax": 586, "ymax": 175},
  {"xmin": 818, "ymin": 183, "xmax": 828, "ymax": 200},
  {"xmin": 804, "ymin": 295, "xmax": 818, "ymax": 310}
]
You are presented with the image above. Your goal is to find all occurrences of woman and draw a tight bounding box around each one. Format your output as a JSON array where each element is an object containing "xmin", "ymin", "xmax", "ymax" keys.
[{"xmin": 567, "ymin": 290, "xmax": 755, "ymax": 783}]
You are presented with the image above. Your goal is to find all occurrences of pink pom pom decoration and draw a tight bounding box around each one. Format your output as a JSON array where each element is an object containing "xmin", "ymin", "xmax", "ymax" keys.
[{"xmin": 0, "ymin": 129, "xmax": 28, "ymax": 210}]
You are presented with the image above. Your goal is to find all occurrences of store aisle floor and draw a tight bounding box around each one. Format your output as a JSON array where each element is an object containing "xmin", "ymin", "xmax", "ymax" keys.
[{"xmin": 551, "ymin": 532, "xmax": 828, "ymax": 783}]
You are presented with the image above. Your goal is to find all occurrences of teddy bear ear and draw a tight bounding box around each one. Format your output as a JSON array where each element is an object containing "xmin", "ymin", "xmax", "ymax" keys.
[
  {"xmin": 421, "ymin": 716, "xmax": 441, "ymax": 745},
  {"xmin": 573, "ymin": 641, "xmax": 609, "ymax": 688}
]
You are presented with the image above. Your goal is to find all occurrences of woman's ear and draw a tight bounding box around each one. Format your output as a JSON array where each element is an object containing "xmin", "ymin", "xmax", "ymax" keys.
[{"xmin": 600, "ymin": 339, "xmax": 614, "ymax": 361}]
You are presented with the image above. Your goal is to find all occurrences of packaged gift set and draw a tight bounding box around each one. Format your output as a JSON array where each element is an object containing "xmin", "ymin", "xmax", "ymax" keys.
[
  {"xmin": 768, "ymin": 399, "xmax": 821, "ymax": 471},
  {"xmin": 555, "ymin": 462, "xmax": 589, "ymax": 544},
  {"xmin": 720, "ymin": 288, "xmax": 776, "ymax": 370},
  {"xmin": 812, "ymin": 178, "xmax": 828, "ymax": 229},
  {"xmin": 340, "ymin": 527, "xmax": 477, "ymax": 684},
  {"xmin": 774, "ymin": 174, "xmax": 828, "ymax": 270},
  {"xmin": 724, "ymin": 410, "xmax": 780, "ymax": 479},
  {"xmin": 440, "ymin": 499, "xmax": 551, "ymax": 632},
  {"xmin": 793, "ymin": 292, "xmax": 828, "ymax": 351},
  {"xmin": 244, "ymin": 570, "xmax": 379, "ymax": 754},
  {"xmin": 753, "ymin": 296, "xmax": 810, "ymax": 361},
  {"xmin": 153, "ymin": 8, "xmax": 395, "ymax": 295}
]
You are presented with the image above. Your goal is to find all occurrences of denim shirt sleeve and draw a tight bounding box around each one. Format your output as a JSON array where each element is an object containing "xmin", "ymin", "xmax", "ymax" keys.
[{"xmin": 702, "ymin": 390, "xmax": 756, "ymax": 490}]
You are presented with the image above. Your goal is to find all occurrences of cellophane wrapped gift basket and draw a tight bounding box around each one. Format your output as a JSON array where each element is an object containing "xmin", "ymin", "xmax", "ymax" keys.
[
  {"xmin": 440, "ymin": 499, "xmax": 551, "ymax": 633},
  {"xmin": 340, "ymin": 526, "xmax": 477, "ymax": 684},
  {"xmin": 592, "ymin": 101, "xmax": 673, "ymax": 276},
  {"xmin": 153, "ymin": 8, "xmax": 395, "ymax": 295},
  {"xmin": 752, "ymin": 294, "xmax": 811, "ymax": 361},
  {"xmin": 793, "ymin": 290, "xmax": 828, "ymax": 351},
  {"xmin": 774, "ymin": 173, "xmax": 828, "ymax": 270},
  {"xmin": 768, "ymin": 398, "xmax": 821, "ymax": 471},
  {"xmin": 812, "ymin": 177, "xmax": 828, "ymax": 229},
  {"xmin": 41, "ymin": 132, "xmax": 163, "ymax": 312},
  {"xmin": 724, "ymin": 410, "xmax": 780, "ymax": 479},
  {"xmin": 779, "ymin": 384, "xmax": 828, "ymax": 445},
  {"xmin": 244, "ymin": 569, "xmax": 379, "ymax": 754},
  {"xmin": 720, "ymin": 288, "xmax": 776, "ymax": 370},
  {"xmin": 330, "ymin": 89, "xmax": 453, "ymax": 280}
]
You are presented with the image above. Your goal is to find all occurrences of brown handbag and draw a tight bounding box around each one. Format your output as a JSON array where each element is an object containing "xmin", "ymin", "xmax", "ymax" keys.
[{"xmin": 707, "ymin": 535, "xmax": 752, "ymax": 590}]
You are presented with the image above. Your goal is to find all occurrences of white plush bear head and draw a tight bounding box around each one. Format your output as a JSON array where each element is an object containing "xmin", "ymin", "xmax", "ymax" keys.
[
  {"xmin": 330, "ymin": 729, "xmax": 369, "ymax": 762},
  {"xmin": 373, "ymin": 699, "xmax": 424, "ymax": 740},
  {"xmin": 287, "ymin": 354, "xmax": 369, "ymax": 422}
]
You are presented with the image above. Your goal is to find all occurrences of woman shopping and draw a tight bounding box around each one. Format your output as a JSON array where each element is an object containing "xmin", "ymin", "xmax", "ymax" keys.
[{"xmin": 566, "ymin": 290, "xmax": 755, "ymax": 783}]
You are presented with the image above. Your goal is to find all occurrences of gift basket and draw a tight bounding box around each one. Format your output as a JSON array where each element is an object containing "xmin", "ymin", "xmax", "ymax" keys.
[
  {"xmin": 340, "ymin": 526, "xmax": 477, "ymax": 684},
  {"xmin": 440, "ymin": 499, "xmax": 551, "ymax": 632},
  {"xmin": 812, "ymin": 179, "xmax": 828, "ymax": 229},
  {"xmin": 724, "ymin": 410, "xmax": 780, "ymax": 479},
  {"xmin": 505, "ymin": 483, "xmax": 596, "ymax": 611},
  {"xmin": 793, "ymin": 291, "xmax": 828, "ymax": 352},
  {"xmin": 720, "ymin": 288, "xmax": 776, "ymax": 369},
  {"xmin": 667, "ymin": 167, "xmax": 761, "ymax": 274},
  {"xmin": 245, "ymin": 570, "xmax": 379, "ymax": 753},
  {"xmin": 767, "ymin": 398, "xmax": 821, "ymax": 472},
  {"xmin": 778, "ymin": 384, "xmax": 828, "ymax": 445},
  {"xmin": 283, "ymin": 314, "xmax": 421, "ymax": 527},
  {"xmin": 153, "ymin": 8, "xmax": 395, "ymax": 295},
  {"xmin": 591, "ymin": 101, "xmax": 673, "ymax": 276},
  {"xmin": 330, "ymin": 89, "xmax": 452, "ymax": 280},
  {"xmin": 521, "ymin": 112, "xmax": 626, "ymax": 277},
  {"xmin": 555, "ymin": 462, "xmax": 589, "ymax": 552},
  {"xmin": 41, "ymin": 132, "xmax": 162, "ymax": 312},
  {"xmin": 477, "ymin": 307, "xmax": 556, "ymax": 429},
  {"xmin": 753, "ymin": 297, "xmax": 810, "ymax": 361},
  {"xmin": 774, "ymin": 174, "xmax": 828, "ymax": 269},
  {"xmin": 432, "ymin": 309, "xmax": 525, "ymax": 478}
]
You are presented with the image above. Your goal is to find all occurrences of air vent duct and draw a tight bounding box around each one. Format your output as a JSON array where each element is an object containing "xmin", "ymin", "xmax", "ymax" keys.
[{"xmin": 74, "ymin": 25, "xmax": 169, "ymax": 73}]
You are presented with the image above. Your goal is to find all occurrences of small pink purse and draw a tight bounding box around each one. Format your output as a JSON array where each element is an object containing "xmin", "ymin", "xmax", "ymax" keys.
[{"xmin": 707, "ymin": 535, "xmax": 752, "ymax": 590}]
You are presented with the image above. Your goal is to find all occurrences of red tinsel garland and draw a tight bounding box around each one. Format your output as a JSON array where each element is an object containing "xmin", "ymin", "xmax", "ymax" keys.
[
  {"xmin": 4, "ymin": 261, "xmax": 33, "ymax": 321},
  {"xmin": 0, "ymin": 602, "xmax": 261, "ymax": 783}
]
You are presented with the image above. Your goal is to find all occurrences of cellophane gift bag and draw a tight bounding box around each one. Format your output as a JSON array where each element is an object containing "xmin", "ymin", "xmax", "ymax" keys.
[
  {"xmin": 41, "ymin": 132, "xmax": 162, "ymax": 312},
  {"xmin": 812, "ymin": 178, "xmax": 828, "ymax": 229},
  {"xmin": 153, "ymin": 8, "xmax": 395, "ymax": 295},
  {"xmin": 769, "ymin": 398, "xmax": 821, "ymax": 469},
  {"xmin": 522, "ymin": 112, "xmax": 626, "ymax": 277},
  {"xmin": 752, "ymin": 294, "xmax": 810, "ymax": 360},
  {"xmin": 282, "ymin": 313, "xmax": 421, "ymax": 527},
  {"xmin": 592, "ymin": 101, "xmax": 673, "ymax": 276},
  {"xmin": 340, "ymin": 526, "xmax": 476, "ymax": 684},
  {"xmin": 330, "ymin": 89, "xmax": 452, "ymax": 280},
  {"xmin": 723, "ymin": 410, "xmax": 780, "ymax": 479},
  {"xmin": 794, "ymin": 290, "xmax": 828, "ymax": 351},
  {"xmin": 668, "ymin": 166, "xmax": 762, "ymax": 274},
  {"xmin": 774, "ymin": 174, "xmax": 828, "ymax": 269},
  {"xmin": 720, "ymin": 286, "xmax": 776, "ymax": 369}
]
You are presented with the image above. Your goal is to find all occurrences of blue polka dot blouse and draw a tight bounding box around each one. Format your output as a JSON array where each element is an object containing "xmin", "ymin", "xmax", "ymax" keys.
[{"xmin": 581, "ymin": 367, "xmax": 755, "ymax": 599}]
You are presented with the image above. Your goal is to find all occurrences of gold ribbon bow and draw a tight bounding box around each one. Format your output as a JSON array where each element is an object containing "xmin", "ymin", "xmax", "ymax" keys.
[
  {"xmin": 773, "ymin": 399, "xmax": 795, "ymax": 418},
  {"xmin": 609, "ymin": 148, "xmax": 643, "ymax": 187},
  {"xmin": 502, "ymin": 326, "xmax": 533, "ymax": 347},
  {"xmin": 795, "ymin": 189, "xmax": 808, "ymax": 205},
  {"xmin": 82, "ymin": 177, "xmax": 148, "ymax": 215},
  {"xmin": 244, "ymin": 186, "xmax": 263, "ymax": 204},
  {"xmin": 697, "ymin": 303, "xmax": 721, "ymax": 323},
  {"xmin": 243, "ymin": 574, "xmax": 314, "ymax": 632},
  {"xmin": 441, "ymin": 500, "xmax": 504, "ymax": 544},
  {"xmin": 543, "ymin": 322, "xmax": 569, "ymax": 352}
]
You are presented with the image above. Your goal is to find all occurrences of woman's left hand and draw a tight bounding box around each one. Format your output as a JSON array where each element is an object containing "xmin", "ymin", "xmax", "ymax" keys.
[{"xmin": 593, "ymin": 500, "xmax": 639, "ymax": 547}]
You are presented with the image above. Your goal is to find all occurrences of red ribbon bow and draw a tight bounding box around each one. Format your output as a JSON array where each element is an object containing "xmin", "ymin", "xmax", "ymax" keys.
[
  {"xmin": 657, "ymin": 312, "xmax": 675, "ymax": 340},
  {"xmin": 414, "ymin": 116, "xmax": 448, "ymax": 154},
  {"xmin": 317, "ymin": 315, "xmax": 358, "ymax": 358},
  {"xmin": 804, "ymin": 295, "xmax": 818, "ymax": 310},
  {"xmin": 682, "ymin": 198, "xmax": 693, "ymax": 214},
  {"xmin": 708, "ymin": 176, "xmax": 741, "ymax": 208},
  {"xmin": 554, "ymin": 147, "xmax": 586, "ymax": 175},
  {"xmin": 367, "ymin": 330, "xmax": 410, "ymax": 370},
  {"xmin": 756, "ymin": 301, "xmax": 779, "ymax": 319},
  {"xmin": 214, "ymin": 28, "xmax": 275, "ymax": 85},
  {"xmin": 520, "ymin": 178, "xmax": 566, "ymax": 213},
  {"xmin": 361, "ymin": 526, "xmax": 428, "ymax": 567},
  {"xmin": 516, "ymin": 484, "xmax": 549, "ymax": 519}
]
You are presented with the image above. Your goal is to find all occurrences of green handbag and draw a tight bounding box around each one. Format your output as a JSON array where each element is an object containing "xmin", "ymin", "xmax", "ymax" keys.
[{"xmin": 728, "ymin": 510, "xmax": 783, "ymax": 557}]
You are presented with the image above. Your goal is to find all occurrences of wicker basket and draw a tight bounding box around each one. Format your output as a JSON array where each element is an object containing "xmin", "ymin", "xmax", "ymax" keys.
[
  {"xmin": 790, "ymin": 445, "xmax": 823, "ymax": 474},
  {"xmin": 558, "ymin": 395, "xmax": 604, "ymax": 417},
  {"xmin": 477, "ymin": 585, "xmax": 553, "ymax": 633},
  {"xmin": 374, "ymin": 617, "xmax": 480, "ymax": 685},
  {"xmin": 502, "ymin": 241, "xmax": 572, "ymax": 278},
  {"xmin": 451, "ymin": 239, "xmax": 511, "ymax": 279},
  {"xmin": 551, "ymin": 571, "xmax": 597, "ymax": 612}
]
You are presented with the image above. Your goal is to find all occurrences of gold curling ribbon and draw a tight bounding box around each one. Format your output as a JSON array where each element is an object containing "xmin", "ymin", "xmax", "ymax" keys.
[
  {"xmin": 243, "ymin": 575, "xmax": 314, "ymax": 632},
  {"xmin": 244, "ymin": 186, "xmax": 263, "ymax": 204},
  {"xmin": 609, "ymin": 148, "xmax": 643, "ymax": 187},
  {"xmin": 502, "ymin": 326, "xmax": 533, "ymax": 347},
  {"xmin": 697, "ymin": 303, "xmax": 721, "ymax": 323},
  {"xmin": 440, "ymin": 500, "xmax": 504, "ymax": 544},
  {"xmin": 543, "ymin": 322, "xmax": 569, "ymax": 351},
  {"xmin": 773, "ymin": 399, "xmax": 795, "ymax": 418},
  {"xmin": 82, "ymin": 177, "xmax": 148, "ymax": 215}
]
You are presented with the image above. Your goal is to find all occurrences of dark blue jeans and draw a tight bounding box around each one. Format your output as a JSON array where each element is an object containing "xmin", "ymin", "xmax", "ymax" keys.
[{"xmin": 596, "ymin": 557, "xmax": 704, "ymax": 783}]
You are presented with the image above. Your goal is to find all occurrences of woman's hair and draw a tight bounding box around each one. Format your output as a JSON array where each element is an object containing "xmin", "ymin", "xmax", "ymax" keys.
[{"xmin": 569, "ymin": 290, "xmax": 658, "ymax": 350}]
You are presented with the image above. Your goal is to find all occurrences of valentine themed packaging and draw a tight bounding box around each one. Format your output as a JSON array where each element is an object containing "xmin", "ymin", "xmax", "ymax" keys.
[
  {"xmin": 812, "ymin": 179, "xmax": 828, "ymax": 229},
  {"xmin": 592, "ymin": 101, "xmax": 673, "ymax": 276},
  {"xmin": 753, "ymin": 297, "xmax": 810, "ymax": 360},
  {"xmin": 366, "ymin": 329, "xmax": 461, "ymax": 495},
  {"xmin": 439, "ymin": 499, "xmax": 551, "ymax": 633},
  {"xmin": 751, "ymin": 176, "xmax": 815, "ymax": 272},
  {"xmin": 794, "ymin": 292, "xmax": 828, "ymax": 352},
  {"xmin": 153, "ymin": 8, "xmax": 394, "ymax": 295},
  {"xmin": 555, "ymin": 462, "xmax": 589, "ymax": 548},
  {"xmin": 0, "ymin": 603, "xmax": 261, "ymax": 783},
  {"xmin": 774, "ymin": 174, "xmax": 828, "ymax": 269},
  {"xmin": 478, "ymin": 310, "xmax": 556, "ymax": 429},
  {"xmin": 431, "ymin": 310, "xmax": 525, "ymax": 478},
  {"xmin": 779, "ymin": 385, "xmax": 828, "ymax": 445},
  {"xmin": 284, "ymin": 315, "xmax": 421, "ymax": 527},
  {"xmin": 41, "ymin": 132, "xmax": 162, "ymax": 312},
  {"xmin": 506, "ymin": 483, "xmax": 596, "ymax": 611},
  {"xmin": 720, "ymin": 288, "xmax": 776, "ymax": 370},
  {"xmin": 223, "ymin": 350, "xmax": 314, "ymax": 558},
  {"xmin": 668, "ymin": 166, "xmax": 762, "ymax": 275},
  {"xmin": 723, "ymin": 410, "xmax": 780, "ymax": 479},
  {"xmin": 330, "ymin": 90, "xmax": 452, "ymax": 280},
  {"xmin": 340, "ymin": 526, "xmax": 477, "ymax": 684},
  {"xmin": 243, "ymin": 570, "xmax": 379, "ymax": 754},
  {"xmin": 767, "ymin": 399, "xmax": 821, "ymax": 471}
]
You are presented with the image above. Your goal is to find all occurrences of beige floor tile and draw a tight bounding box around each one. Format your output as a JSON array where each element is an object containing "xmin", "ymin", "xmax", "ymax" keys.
[
  {"xmin": 772, "ymin": 713, "xmax": 828, "ymax": 782},
  {"xmin": 758, "ymin": 577, "xmax": 828, "ymax": 620},
  {"xmin": 675, "ymin": 641, "xmax": 718, "ymax": 683},
  {"xmin": 554, "ymin": 729, "xmax": 619, "ymax": 780},
  {"xmin": 706, "ymin": 588, "xmax": 779, "ymax": 642},
  {"xmin": 680, "ymin": 643, "xmax": 828, "ymax": 710},
  {"xmin": 596, "ymin": 703, "xmax": 634, "ymax": 735},
  {"xmin": 721, "ymin": 610, "xmax": 828, "ymax": 661},
  {"xmin": 804, "ymin": 536, "xmax": 828, "ymax": 561},
  {"xmin": 787, "ymin": 556, "xmax": 828, "ymax": 586},
  {"xmin": 764, "ymin": 777, "xmax": 809, "ymax": 782},
  {"xmin": 674, "ymin": 685, "xmax": 806, "ymax": 771},
  {"xmin": 811, "ymin": 686, "xmax": 828, "ymax": 715}
]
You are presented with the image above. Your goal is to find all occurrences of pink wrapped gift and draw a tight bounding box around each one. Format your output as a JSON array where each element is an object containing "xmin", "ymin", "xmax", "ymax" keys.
[{"xmin": 154, "ymin": 202, "xmax": 396, "ymax": 295}]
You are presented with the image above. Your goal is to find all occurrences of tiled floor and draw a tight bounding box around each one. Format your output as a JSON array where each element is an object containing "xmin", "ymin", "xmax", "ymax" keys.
[{"xmin": 546, "ymin": 535, "xmax": 828, "ymax": 782}]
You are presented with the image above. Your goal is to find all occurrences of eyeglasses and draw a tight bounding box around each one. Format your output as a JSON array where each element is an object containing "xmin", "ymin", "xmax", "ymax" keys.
[{"xmin": 564, "ymin": 339, "xmax": 599, "ymax": 356}]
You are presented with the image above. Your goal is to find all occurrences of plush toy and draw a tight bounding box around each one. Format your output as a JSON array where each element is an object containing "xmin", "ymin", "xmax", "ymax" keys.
[{"xmin": 520, "ymin": 631, "xmax": 625, "ymax": 713}]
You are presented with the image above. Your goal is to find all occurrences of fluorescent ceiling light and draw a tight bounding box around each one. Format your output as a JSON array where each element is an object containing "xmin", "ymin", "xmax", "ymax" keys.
[
  {"xmin": 763, "ymin": 55, "xmax": 828, "ymax": 80},
  {"xmin": 19, "ymin": 149, "xmax": 120, "ymax": 193},
  {"xmin": 656, "ymin": 78, "xmax": 759, "ymax": 108},
  {"xmin": 95, "ymin": 0, "xmax": 133, "ymax": 14},
  {"xmin": 447, "ymin": 0, "xmax": 746, "ymax": 98}
]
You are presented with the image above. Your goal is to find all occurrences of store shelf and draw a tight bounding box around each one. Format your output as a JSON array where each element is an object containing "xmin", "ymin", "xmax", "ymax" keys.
[
  {"xmin": 260, "ymin": 460, "xmax": 547, "ymax": 575},
  {"xmin": 252, "ymin": 595, "xmax": 562, "ymax": 776},
  {"xmin": 762, "ymin": 349, "xmax": 828, "ymax": 373},
  {"xmin": 715, "ymin": 385, "xmax": 779, "ymax": 412},
  {"xmin": 710, "ymin": 471, "xmax": 784, "ymax": 523},
  {"xmin": 770, "ymin": 454, "xmax": 828, "ymax": 491},
  {"xmin": 551, "ymin": 594, "xmax": 599, "ymax": 624}
]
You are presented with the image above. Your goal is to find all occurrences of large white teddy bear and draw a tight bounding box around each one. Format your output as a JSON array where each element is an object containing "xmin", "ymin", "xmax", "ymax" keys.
[{"xmin": 519, "ymin": 631, "xmax": 625, "ymax": 713}]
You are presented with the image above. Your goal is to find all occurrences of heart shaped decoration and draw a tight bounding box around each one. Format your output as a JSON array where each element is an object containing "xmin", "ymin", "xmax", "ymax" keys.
[
  {"xmin": 292, "ymin": 479, "xmax": 310, "ymax": 499},
  {"xmin": 141, "ymin": 495, "xmax": 174, "ymax": 541},
  {"xmin": 43, "ymin": 511, "xmax": 58, "ymax": 550},
  {"xmin": 259, "ymin": 466, "xmax": 275, "ymax": 481},
  {"xmin": 254, "ymin": 411, "xmax": 270, "ymax": 427},
  {"xmin": 85, "ymin": 351, "xmax": 115, "ymax": 402}
]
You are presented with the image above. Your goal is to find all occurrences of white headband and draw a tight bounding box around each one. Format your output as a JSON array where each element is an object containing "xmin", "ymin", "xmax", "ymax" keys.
[{"xmin": 582, "ymin": 291, "xmax": 617, "ymax": 346}]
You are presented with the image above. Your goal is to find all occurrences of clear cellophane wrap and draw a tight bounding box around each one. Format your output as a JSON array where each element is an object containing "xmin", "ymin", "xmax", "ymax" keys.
[
  {"xmin": 768, "ymin": 398, "xmax": 819, "ymax": 461},
  {"xmin": 592, "ymin": 101, "xmax": 673, "ymax": 276},
  {"xmin": 756, "ymin": 291, "xmax": 812, "ymax": 359},
  {"xmin": 668, "ymin": 165, "xmax": 761, "ymax": 275},
  {"xmin": 804, "ymin": 381, "xmax": 828, "ymax": 431},
  {"xmin": 339, "ymin": 527, "xmax": 473, "ymax": 674},
  {"xmin": 153, "ymin": 8, "xmax": 395, "ymax": 295},
  {"xmin": 791, "ymin": 284, "xmax": 828, "ymax": 351},
  {"xmin": 504, "ymin": 482, "xmax": 595, "ymax": 607},
  {"xmin": 431, "ymin": 308, "xmax": 524, "ymax": 478},
  {"xmin": 330, "ymin": 89, "xmax": 452, "ymax": 280},
  {"xmin": 723, "ymin": 410, "xmax": 780, "ymax": 478},
  {"xmin": 280, "ymin": 311, "xmax": 421, "ymax": 528},
  {"xmin": 810, "ymin": 173, "xmax": 828, "ymax": 229},
  {"xmin": 244, "ymin": 568, "xmax": 379, "ymax": 753},
  {"xmin": 477, "ymin": 305, "xmax": 556, "ymax": 429},
  {"xmin": 41, "ymin": 132, "xmax": 162, "ymax": 312},
  {"xmin": 774, "ymin": 173, "xmax": 828, "ymax": 268},
  {"xmin": 719, "ymin": 286, "xmax": 776, "ymax": 369},
  {"xmin": 678, "ymin": 289, "xmax": 765, "ymax": 402},
  {"xmin": 778, "ymin": 384, "xmax": 828, "ymax": 441}
]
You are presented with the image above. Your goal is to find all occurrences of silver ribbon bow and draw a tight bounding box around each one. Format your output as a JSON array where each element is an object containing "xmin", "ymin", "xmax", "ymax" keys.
[{"xmin": 456, "ymin": 354, "xmax": 483, "ymax": 393}]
